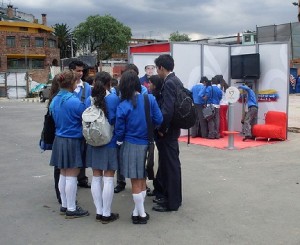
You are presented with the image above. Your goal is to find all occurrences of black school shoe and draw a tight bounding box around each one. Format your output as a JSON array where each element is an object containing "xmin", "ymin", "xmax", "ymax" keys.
[
  {"xmin": 65, "ymin": 206, "xmax": 89, "ymax": 219},
  {"xmin": 60, "ymin": 206, "xmax": 67, "ymax": 215},
  {"xmin": 77, "ymin": 180, "xmax": 91, "ymax": 188},
  {"xmin": 114, "ymin": 184, "xmax": 125, "ymax": 193},
  {"xmin": 152, "ymin": 204, "xmax": 178, "ymax": 212},
  {"xmin": 96, "ymin": 214, "xmax": 103, "ymax": 222},
  {"xmin": 101, "ymin": 213, "xmax": 119, "ymax": 224},
  {"xmin": 132, "ymin": 212, "xmax": 150, "ymax": 224},
  {"xmin": 153, "ymin": 197, "xmax": 168, "ymax": 205}
]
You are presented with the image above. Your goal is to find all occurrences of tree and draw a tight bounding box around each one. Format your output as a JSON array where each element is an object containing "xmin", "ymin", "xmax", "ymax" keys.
[
  {"xmin": 53, "ymin": 23, "xmax": 75, "ymax": 59},
  {"xmin": 169, "ymin": 31, "xmax": 191, "ymax": 42},
  {"xmin": 73, "ymin": 14, "xmax": 132, "ymax": 62}
]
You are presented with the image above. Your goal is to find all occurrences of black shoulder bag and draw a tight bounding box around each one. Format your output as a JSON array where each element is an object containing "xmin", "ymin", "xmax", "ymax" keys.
[
  {"xmin": 203, "ymin": 87, "xmax": 215, "ymax": 120},
  {"xmin": 143, "ymin": 94, "xmax": 155, "ymax": 180}
]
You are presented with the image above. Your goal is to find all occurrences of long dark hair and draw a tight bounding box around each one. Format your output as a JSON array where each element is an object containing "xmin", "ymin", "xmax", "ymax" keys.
[
  {"xmin": 119, "ymin": 70, "xmax": 140, "ymax": 108},
  {"xmin": 47, "ymin": 74, "xmax": 60, "ymax": 108},
  {"xmin": 92, "ymin": 71, "xmax": 111, "ymax": 117},
  {"xmin": 149, "ymin": 75, "xmax": 163, "ymax": 99}
]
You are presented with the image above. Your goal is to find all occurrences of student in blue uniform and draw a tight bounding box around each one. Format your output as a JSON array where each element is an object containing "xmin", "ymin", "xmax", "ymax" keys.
[
  {"xmin": 69, "ymin": 60, "xmax": 92, "ymax": 188},
  {"xmin": 85, "ymin": 71, "xmax": 121, "ymax": 224},
  {"xmin": 238, "ymin": 83, "xmax": 258, "ymax": 141},
  {"xmin": 203, "ymin": 77, "xmax": 223, "ymax": 139},
  {"xmin": 114, "ymin": 63, "xmax": 148, "ymax": 194},
  {"xmin": 115, "ymin": 70, "xmax": 163, "ymax": 224},
  {"xmin": 49, "ymin": 70, "xmax": 89, "ymax": 219},
  {"xmin": 190, "ymin": 76, "xmax": 208, "ymax": 138}
]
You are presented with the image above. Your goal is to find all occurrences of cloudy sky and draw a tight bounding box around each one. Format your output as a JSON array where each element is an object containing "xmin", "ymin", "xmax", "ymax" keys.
[{"xmin": 5, "ymin": 0, "xmax": 299, "ymax": 40}]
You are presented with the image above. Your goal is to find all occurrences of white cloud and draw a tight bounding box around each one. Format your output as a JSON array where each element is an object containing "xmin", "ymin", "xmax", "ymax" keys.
[{"xmin": 5, "ymin": 0, "xmax": 298, "ymax": 39}]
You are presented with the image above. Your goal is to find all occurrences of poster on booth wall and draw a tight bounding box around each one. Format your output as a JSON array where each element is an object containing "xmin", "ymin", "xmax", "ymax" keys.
[{"xmin": 256, "ymin": 43, "xmax": 289, "ymax": 123}]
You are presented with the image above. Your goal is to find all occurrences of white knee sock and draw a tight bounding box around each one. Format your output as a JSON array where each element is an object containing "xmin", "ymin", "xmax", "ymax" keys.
[
  {"xmin": 58, "ymin": 175, "xmax": 67, "ymax": 208},
  {"xmin": 91, "ymin": 176, "xmax": 103, "ymax": 215},
  {"xmin": 65, "ymin": 176, "xmax": 77, "ymax": 211},
  {"xmin": 102, "ymin": 177, "xmax": 114, "ymax": 217},
  {"xmin": 133, "ymin": 192, "xmax": 146, "ymax": 217}
]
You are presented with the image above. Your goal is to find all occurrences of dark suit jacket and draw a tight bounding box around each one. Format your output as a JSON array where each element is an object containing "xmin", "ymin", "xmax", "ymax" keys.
[{"xmin": 157, "ymin": 72, "xmax": 182, "ymax": 139}]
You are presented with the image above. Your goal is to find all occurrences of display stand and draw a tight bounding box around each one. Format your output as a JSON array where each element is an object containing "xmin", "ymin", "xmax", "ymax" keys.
[{"xmin": 224, "ymin": 87, "xmax": 240, "ymax": 150}]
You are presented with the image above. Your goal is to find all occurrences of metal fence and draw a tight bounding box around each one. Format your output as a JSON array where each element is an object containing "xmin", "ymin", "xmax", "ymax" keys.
[
  {"xmin": 2, "ymin": 72, "xmax": 28, "ymax": 99},
  {"xmin": 257, "ymin": 22, "xmax": 300, "ymax": 60}
]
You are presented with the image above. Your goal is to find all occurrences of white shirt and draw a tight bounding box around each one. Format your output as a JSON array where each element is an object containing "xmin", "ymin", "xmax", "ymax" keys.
[{"xmin": 74, "ymin": 79, "xmax": 84, "ymax": 93}]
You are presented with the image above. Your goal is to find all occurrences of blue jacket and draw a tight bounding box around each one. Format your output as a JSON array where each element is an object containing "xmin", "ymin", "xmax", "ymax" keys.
[
  {"xmin": 204, "ymin": 85, "xmax": 223, "ymax": 106},
  {"xmin": 238, "ymin": 85, "xmax": 258, "ymax": 107},
  {"xmin": 191, "ymin": 83, "xmax": 205, "ymax": 105},
  {"xmin": 115, "ymin": 93, "xmax": 163, "ymax": 145},
  {"xmin": 50, "ymin": 90, "xmax": 85, "ymax": 139}
]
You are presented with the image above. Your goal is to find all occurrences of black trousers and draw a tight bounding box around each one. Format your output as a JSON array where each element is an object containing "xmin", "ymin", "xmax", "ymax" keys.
[{"xmin": 155, "ymin": 136, "xmax": 182, "ymax": 210}]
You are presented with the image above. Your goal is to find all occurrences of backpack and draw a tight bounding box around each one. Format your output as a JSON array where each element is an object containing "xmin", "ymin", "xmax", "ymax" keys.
[
  {"xmin": 39, "ymin": 109, "xmax": 55, "ymax": 151},
  {"xmin": 172, "ymin": 82, "xmax": 196, "ymax": 129},
  {"xmin": 82, "ymin": 101, "xmax": 113, "ymax": 147}
]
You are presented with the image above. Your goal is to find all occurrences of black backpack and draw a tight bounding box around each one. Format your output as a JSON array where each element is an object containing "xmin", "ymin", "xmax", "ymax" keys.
[
  {"xmin": 172, "ymin": 82, "xmax": 196, "ymax": 129},
  {"xmin": 39, "ymin": 109, "xmax": 55, "ymax": 151}
]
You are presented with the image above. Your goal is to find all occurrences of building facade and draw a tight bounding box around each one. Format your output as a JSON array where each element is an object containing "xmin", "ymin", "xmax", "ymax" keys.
[{"xmin": 0, "ymin": 5, "xmax": 60, "ymax": 83}]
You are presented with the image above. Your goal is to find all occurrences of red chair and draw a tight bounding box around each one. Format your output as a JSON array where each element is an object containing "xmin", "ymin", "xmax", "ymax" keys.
[{"xmin": 252, "ymin": 111, "xmax": 287, "ymax": 141}]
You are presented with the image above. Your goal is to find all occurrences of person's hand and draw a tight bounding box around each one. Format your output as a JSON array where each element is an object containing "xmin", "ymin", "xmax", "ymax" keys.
[{"xmin": 158, "ymin": 131, "xmax": 164, "ymax": 137}]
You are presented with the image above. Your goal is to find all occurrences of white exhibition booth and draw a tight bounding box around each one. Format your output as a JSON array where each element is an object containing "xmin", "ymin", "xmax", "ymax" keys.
[{"xmin": 129, "ymin": 42, "xmax": 289, "ymax": 133}]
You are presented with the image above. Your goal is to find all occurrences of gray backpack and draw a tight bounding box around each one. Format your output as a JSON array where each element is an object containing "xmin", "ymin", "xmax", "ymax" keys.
[{"xmin": 82, "ymin": 98, "xmax": 113, "ymax": 147}]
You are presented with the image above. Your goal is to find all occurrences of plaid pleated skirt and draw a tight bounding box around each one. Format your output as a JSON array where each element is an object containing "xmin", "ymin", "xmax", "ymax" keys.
[
  {"xmin": 86, "ymin": 145, "xmax": 118, "ymax": 171},
  {"xmin": 119, "ymin": 141, "xmax": 148, "ymax": 179},
  {"xmin": 50, "ymin": 136, "xmax": 84, "ymax": 169}
]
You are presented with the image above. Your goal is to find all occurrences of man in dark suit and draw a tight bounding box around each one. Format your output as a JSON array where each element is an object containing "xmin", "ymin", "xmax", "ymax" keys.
[{"xmin": 152, "ymin": 54, "xmax": 182, "ymax": 212}]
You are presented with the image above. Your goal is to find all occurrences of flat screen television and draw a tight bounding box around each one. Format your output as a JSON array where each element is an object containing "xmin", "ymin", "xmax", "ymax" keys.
[{"xmin": 230, "ymin": 53, "xmax": 260, "ymax": 79}]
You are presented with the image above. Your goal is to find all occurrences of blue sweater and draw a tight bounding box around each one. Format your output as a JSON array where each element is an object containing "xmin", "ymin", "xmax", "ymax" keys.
[
  {"xmin": 238, "ymin": 85, "xmax": 258, "ymax": 107},
  {"xmin": 191, "ymin": 83, "xmax": 205, "ymax": 104},
  {"xmin": 115, "ymin": 93, "xmax": 163, "ymax": 145},
  {"xmin": 204, "ymin": 85, "xmax": 223, "ymax": 105},
  {"xmin": 50, "ymin": 90, "xmax": 85, "ymax": 139}
]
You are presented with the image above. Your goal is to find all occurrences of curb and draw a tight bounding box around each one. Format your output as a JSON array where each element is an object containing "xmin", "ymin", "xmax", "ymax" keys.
[
  {"xmin": 22, "ymin": 98, "xmax": 41, "ymax": 103},
  {"xmin": 288, "ymin": 127, "xmax": 300, "ymax": 133}
]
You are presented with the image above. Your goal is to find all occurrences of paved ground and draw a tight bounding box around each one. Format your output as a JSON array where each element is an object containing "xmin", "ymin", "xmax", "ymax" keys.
[
  {"xmin": 0, "ymin": 99, "xmax": 300, "ymax": 245},
  {"xmin": 288, "ymin": 94, "xmax": 300, "ymax": 130}
]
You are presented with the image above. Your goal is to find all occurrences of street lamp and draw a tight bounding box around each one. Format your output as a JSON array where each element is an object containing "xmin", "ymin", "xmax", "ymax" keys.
[{"xmin": 292, "ymin": 1, "xmax": 300, "ymax": 22}]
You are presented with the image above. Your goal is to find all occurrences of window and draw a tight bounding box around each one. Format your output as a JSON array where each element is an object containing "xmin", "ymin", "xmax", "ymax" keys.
[
  {"xmin": 244, "ymin": 35, "xmax": 251, "ymax": 43},
  {"xmin": 48, "ymin": 39, "xmax": 56, "ymax": 48},
  {"xmin": 6, "ymin": 36, "xmax": 15, "ymax": 47},
  {"xmin": 38, "ymin": 29, "xmax": 47, "ymax": 33},
  {"xmin": 19, "ymin": 27, "xmax": 28, "ymax": 31},
  {"xmin": 32, "ymin": 59, "xmax": 44, "ymax": 69},
  {"xmin": 35, "ymin": 37, "xmax": 44, "ymax": 47},
  {"xmin": 7, "ymin": 58, "xmax": 26, "ymax": 69},
  {"xmin": 21, "ymin": 37, "xmax": 30, "ymax": 47}
]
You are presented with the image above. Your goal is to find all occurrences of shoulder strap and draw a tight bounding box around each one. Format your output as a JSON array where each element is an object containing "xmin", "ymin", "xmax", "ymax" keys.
[
  {"xmin": 80, "ymin": 82, "xmax": 86, "ymax": 102},
  {"xmin": 143, "ymin": 94, "xmax": 154, "ymax": 144}
]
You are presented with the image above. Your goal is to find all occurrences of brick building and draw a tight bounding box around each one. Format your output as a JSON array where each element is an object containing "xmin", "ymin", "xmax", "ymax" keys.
[{"xmin": 0, "ymin": 5, "xmax": 60, "ymax": 83}]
